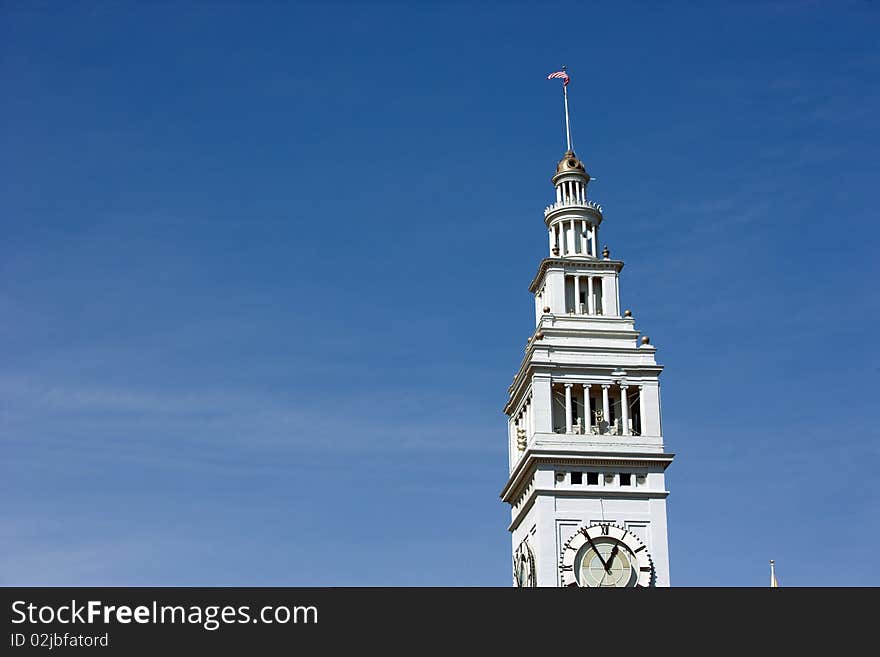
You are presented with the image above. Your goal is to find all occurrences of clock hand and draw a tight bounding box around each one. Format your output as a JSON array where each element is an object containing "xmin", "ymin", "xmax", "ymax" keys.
[
  {"xmin": 606, "ymin": 544, "xmax": 620, "ymax": 573},
  {"xmin": 585, "ymin": 533, "xmax": 610, "ymax": 572}
]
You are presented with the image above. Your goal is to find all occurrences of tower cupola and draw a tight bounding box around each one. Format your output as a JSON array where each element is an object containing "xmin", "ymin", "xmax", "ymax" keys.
[{"xmin": 545, "ymin": 149, "xmax": 603, "ymax": 258}]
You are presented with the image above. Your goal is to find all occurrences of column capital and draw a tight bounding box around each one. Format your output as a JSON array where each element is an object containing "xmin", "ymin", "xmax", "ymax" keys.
[
  {"xmin": 620, "ymin": 384, "xmax": 629, "ymax": 391},
  {"xmin": 601, "ymin": 384, "xmax": 611, "ymax": 390},
  {"xmin": 563, "ymin": 383, "xmax": 573, "ymax": 389}
]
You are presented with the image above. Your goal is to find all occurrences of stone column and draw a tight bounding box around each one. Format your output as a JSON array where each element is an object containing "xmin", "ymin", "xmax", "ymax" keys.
[
  {"xmin": 587, "ymin": 276, "xmax": 595, "ymax": 315},
  {"xmin": 583, "ymin": 384, "xmax": 590, "ymax": 430},
  {"xmin": 638, "ymin": 385, "xmax": 647, "ymax": 436},
  {"xmin": 564, "ymin": 384, "xmax": 573, "ymax": 434},
  {"xmin": 574, "ymin": 275, "xmax": 581, "ymax": 314},
  {"xmin": 620, "ymin": 385, "xmax": 630, "ymax": 436},
  {"xmin": 601, "ymin": 384, "xmax": 610, "ymax": 434}
]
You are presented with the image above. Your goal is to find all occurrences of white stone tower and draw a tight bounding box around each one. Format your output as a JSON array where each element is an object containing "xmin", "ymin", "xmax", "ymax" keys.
[{"xmin": 503, "ymin": 147, "xmax": 674, "ymax": 588}]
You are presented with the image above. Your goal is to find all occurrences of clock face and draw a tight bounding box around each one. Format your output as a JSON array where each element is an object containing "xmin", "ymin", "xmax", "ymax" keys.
[
  {"xmin": 559, "ymin": 523, "xmax": 653, "ymax": 587},
  {"xmin": 513, "ymin": 540, "xmax": 536, "ymax": 587}
]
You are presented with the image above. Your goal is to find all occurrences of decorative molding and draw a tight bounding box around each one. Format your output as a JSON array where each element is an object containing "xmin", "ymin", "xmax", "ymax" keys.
[
  {"xmin": 501, "ymin": 451, "xmax": 674, "ymax": 504},
  {"xmin": 544, "ymin": 199, "xmax": 604, "ymax": 219},
  {"xmin": 529, "ymin": 258, "xmax": 624, "ymax": 293}
]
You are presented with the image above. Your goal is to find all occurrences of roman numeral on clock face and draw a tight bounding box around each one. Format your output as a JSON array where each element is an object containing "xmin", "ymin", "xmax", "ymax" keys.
[
  {"xmin": 634, "ymin": 545, "xmax": 646, "ymax": 553},
  {"xmin": 600, "ymin": 524, "xmax": 610, "ymax": 535},
  {"xmin": 561, "ymin": 565, "xmax": 573, "ymax": 571},
  {"xmin": 640, "ymin": 566, "xmax": 651, "ymax": 572}
]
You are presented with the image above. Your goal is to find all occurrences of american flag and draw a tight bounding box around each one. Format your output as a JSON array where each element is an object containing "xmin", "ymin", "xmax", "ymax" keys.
[{"xmin": 547, "ymin": 70, "xmax": 570, "ymax": 86}]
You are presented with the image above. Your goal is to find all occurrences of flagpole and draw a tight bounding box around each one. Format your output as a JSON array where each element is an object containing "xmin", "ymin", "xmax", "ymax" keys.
[
  {"xmin": 563, "ymin": 81, "xmax": 572, "ymax": 152},
  {"xmin": 560, "ymin": 65, "xmax": 573, "ymax": 152},
  {"xmin": 548, "ymin": 65, "xmax": 573, "ymax": 151},
  {"xmin": 769, "ymin": 560, "xmax": 778, "ymax": 587}
]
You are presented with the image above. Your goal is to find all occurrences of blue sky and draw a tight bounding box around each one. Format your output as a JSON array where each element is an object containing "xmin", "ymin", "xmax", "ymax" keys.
[{"xmin": 2, "ymin": 1, "xmax": 878, "ymax": 586}]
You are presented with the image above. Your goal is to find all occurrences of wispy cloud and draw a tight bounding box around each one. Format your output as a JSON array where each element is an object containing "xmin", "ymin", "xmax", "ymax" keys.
[{"xmin": 0, "ymin": 374, "xmax": 502, "ymax": 462}]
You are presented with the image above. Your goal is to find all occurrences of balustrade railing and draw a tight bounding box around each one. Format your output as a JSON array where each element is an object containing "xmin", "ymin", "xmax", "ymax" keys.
[
  {"xmin": 544, "ymin": 198, "xmax": 603, "ymax": 216},
  {"xmin": 553, "ymin": 419, "xmax": 640, "ymax": 437}
]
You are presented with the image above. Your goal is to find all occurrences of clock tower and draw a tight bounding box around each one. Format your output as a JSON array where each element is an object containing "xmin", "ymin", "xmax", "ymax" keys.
[{"xmin": 502, "ymin": 139, "xmax": 674, "ymax": 588}]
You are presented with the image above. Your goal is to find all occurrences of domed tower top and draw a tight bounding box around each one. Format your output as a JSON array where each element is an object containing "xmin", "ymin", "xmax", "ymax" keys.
[
  {"xmin": 555, "ymin": 150, "xmax": 587, "ymax": 176},
  {"xmin": 553, "ymin": 149, "xmax": 591, "ymax": 185}
]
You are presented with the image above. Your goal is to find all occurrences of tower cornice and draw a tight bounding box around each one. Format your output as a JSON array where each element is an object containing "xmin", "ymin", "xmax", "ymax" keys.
[
  {"xmin": 500, "ymin": 450, "xmax": 675, "ymax": 504},
  {"xmin": 529, "ymin": 257, "xmax": 624, "ymax": 293}
]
